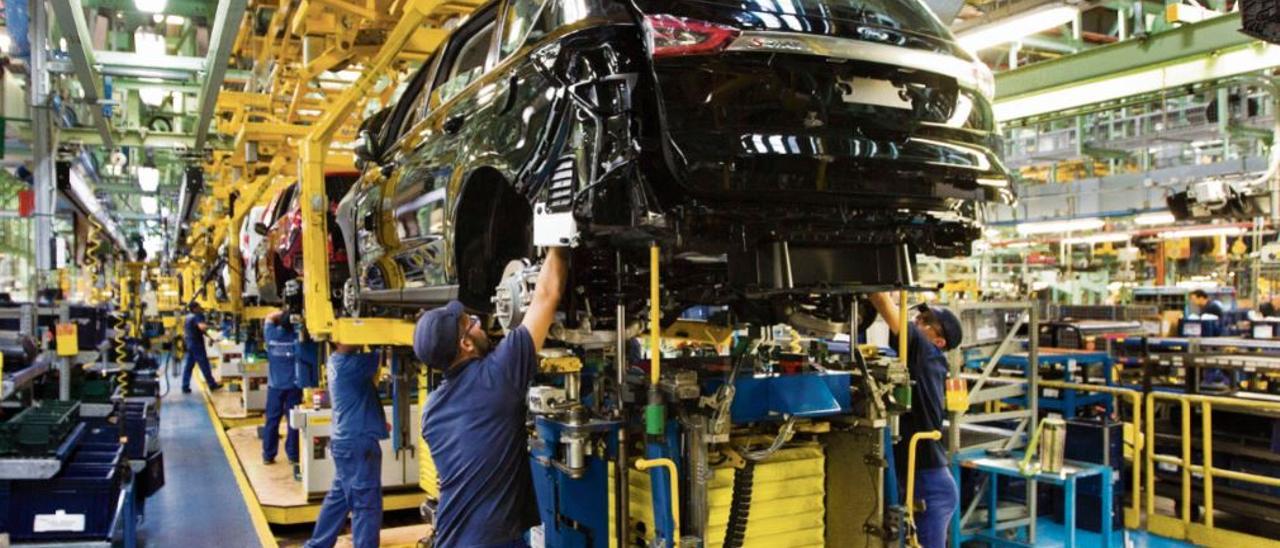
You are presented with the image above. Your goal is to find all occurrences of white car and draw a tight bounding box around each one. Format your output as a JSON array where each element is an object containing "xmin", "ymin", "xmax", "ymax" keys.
[{"xmin": 239, "ymin": 206, "xmax": 267, "ymax": 301}]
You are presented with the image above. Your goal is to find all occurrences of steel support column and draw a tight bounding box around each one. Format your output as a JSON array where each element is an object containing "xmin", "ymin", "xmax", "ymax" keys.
[
  {"xmin": 31, "ymin": 1, "xmax": 56, "ymax": 274},
  {"xmin": 194, "ymin": 0, "xmax": 247, "ymax": 150},
  {"xmin": 50, "ymin": 0, "xmax": 113, "ymax": 147}
]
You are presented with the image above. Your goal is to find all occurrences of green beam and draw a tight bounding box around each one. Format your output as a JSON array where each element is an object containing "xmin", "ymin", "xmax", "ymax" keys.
[
  {"xmin": 995, "ymin": 12, "xmax": 1250, "ymax": 101},
  {"xmin": 51, "ymin": 126, "xmax": 229, "ymax": 150}
]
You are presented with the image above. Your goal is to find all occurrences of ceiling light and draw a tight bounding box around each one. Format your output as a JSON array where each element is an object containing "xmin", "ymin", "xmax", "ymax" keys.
[
  {"xmin": 1015, "ymin": 217, "xmax": 1104, "ymax": 235},
  {"xmin": 137, "ymin": 167, "xmax": 160, "ymax": 192},
  {"xmin": 1157, "ymin": 226, "xmax": 1246, "ymax": 239},
  {"xmin": 165, "ymin": 15, "xmax": 186, "ymax": 25},
  {"xmin": 152, "ymin": 13, "xmax": 164, "ymax": 24},
  {"xmin": 134, "ymin": 31, "xmax": 166, "ymax": 57},
  {"xmin": 0, "ymin": 32, "xmax": 12, "ymax": 54},
  {"xmin": 1133, "ymin": 211, "xmax": 1176, "ymax": 225},
  {"xmin": 134, "ymin": 0, "xmax": 167, "ymax": 13},
  {"xmin": 1063, "ymin": 233, "xmax": 1131, "ymax": 245},
  {"xmin": 956, "ymin": 5, "xmax": 1079, "ymax": 53},
  {"xmin": 140, "ymin": 196, "xmax": 159, "ymax": 215}
]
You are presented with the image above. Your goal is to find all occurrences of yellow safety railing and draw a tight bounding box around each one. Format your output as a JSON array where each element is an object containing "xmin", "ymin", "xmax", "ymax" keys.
[
  {"xmin": 1144, "ymin": 391, "xmax": 1280, "ymax": 545},
  {"xmin": 1038, "ymin": 380, "xmax": 1144, "ymax": 529}
]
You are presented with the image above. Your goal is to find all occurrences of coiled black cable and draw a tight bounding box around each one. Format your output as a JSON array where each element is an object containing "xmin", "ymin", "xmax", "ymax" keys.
[{"xmin": 723, "ymin": 461, "xmax": 756, "ymax": 548}]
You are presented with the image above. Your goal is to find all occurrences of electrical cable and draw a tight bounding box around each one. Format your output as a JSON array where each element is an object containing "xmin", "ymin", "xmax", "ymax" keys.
[{"xmin": 723, "ymin": 461, "xmax": 755, "ymax": 548}]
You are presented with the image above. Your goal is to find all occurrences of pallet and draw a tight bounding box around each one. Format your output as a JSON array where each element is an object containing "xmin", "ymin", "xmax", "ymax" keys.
[
  {"xmin": 208, "ymin": 386, "xmax": 262, "ymax": 429},
  {"xmin": 225, "ymin": 425, "xmax": 425, "ymax": 525}
]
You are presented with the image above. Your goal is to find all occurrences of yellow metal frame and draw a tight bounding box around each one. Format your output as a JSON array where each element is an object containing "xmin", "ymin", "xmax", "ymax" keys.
[
  {"xmin": 1144, "ymin": 390, "xmax": 1280, "ymax": 545},
  {"xmin": 298, "ymin": 0, "xmax": 461, "ymax": 344},
  {"xmin": 1039, "ymin": 380, "xmax": 1144, "ymax": 529}
]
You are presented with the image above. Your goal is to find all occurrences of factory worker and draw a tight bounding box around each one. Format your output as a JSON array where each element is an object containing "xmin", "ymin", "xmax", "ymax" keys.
[
  {"xmin": 869, "ymin": 293, "xmax": 962, "ymax": 548},
  {"xmin": 182, "ymin": 301, "xmax": 222, "ymax": 393},
  {"xmin": 416, "ymin": 247, "xmax": 567, "ymax": 547},
  {"xmin": 304, "ymin": 344, "xmax": 386, "ymax": 548},
  {"xmin": 261, "ymin": 307, "xmax": 302, "ymax": 467}
]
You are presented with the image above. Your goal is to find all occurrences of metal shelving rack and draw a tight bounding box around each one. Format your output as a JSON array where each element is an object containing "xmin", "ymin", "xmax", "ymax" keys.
[{"xmin": 947, "ymin": 301, "xmax": 1041, "ymax": 545}]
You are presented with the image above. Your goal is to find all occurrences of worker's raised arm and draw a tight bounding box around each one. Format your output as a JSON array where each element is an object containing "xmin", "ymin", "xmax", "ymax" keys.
[
  {"xmin": 521, "ymin": 247, "xmax": 568, "ymax": 352},
  {"xmin": 868, "ymin": 292, "xmax": 902, "ymax": 337}
]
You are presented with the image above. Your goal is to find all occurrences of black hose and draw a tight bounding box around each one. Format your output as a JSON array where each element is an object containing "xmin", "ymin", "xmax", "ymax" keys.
[{"xmin": 723, "ymin": 461, "xmax": 756, "ymax": 548}]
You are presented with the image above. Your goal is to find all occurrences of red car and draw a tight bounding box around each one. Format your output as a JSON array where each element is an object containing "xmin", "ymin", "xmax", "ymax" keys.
[{"xmin": 253, "ymin": 173, "xmax": 358, "ymax": 304}]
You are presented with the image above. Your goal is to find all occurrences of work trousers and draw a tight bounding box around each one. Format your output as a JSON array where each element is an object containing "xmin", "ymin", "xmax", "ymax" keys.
[
  {"xmin": 182, "ymin": 352, "xmax": 217, "ymax": 391},
  {"xmin": 304, "ymin": 436, "xmax": 383, "ymax": 548},
  {"xmin": 262, "ymin": 387, "xmax": 302, "ymax": 462},
  {"xmin": 912, "ymin": 467, "xmax": 959, "ymax": 548}
]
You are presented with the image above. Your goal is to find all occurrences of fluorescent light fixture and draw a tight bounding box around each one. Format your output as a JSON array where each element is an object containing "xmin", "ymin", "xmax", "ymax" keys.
[
  {"xmin": 1157, "ymin": 226, "xmax": 1246, "ymax": 239},
  {"xmin": 956, "ymin": 5, "xmax": 1079, "ymax": 53},
  {"xmin": 1063, "ymin": 233, "xmax": 1132, "ymax": 245},
  {"xmin": 137, "ymin": 167, "xmax": 160, "ymax": 192},
  {"xmin": 140, "ymin": 196, "xmax": 159, "ymax": 215},
  {"xmin": 134, "ymin": 0, "xmax": 167, "ymax": 13},
  {"xmin": 1133, "ymin": 211, "xmax": 1176, "ymax": 225},
  {"xmin": 1015, "ymin": 217, "xmax": 1104, "ymax": 235},
  {"xmin": 0, "ymin": 32, "xmax": 14, "ymax": 54},
  {"xmin": 165, "ymin": 15, "xmax": 185, "ymax": 25}
]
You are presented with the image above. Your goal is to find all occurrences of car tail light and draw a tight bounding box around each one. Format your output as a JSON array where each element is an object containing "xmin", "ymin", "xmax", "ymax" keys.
[{"xmin": 645, "ymin": 14, "xmax": 740, "ymax": 58}]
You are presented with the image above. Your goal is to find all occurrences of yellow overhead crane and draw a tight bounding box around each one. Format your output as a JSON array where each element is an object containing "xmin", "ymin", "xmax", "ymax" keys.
[{"xmin": 296, "ymin": 0, "xmax": 480, "ymax": 344}]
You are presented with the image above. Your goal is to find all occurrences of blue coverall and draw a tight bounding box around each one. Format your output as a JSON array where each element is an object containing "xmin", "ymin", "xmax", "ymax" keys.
[
  {"xmin": 305, "ymin": 350, "xmax": 387, "ymax": 548},
  {"xmin": 262, "ymin": 319, "xmax": 302, "ymax": 463},
  {"xmin": 182, "ymin": 311, "xmax": 220, "ymax": 392}
]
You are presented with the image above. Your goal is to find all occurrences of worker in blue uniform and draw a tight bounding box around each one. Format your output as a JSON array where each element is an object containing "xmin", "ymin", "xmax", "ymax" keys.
[
  {"xmin": 869, "ymin": 292, "xmax": 962, "ymax": 548},
  {"xmin": 304, "ymin": 344, "xmax": 386, "ymax": 548},
  {"xmin": 182, "ymin": 302, "xmax": 222, "ymax": 393},
  {"xmin": 415, "ymin": 247, "xmax": 567, "ymax": 547},
  {"xmin": 262, "ymin": 308, "xmax": 302, "ymax": 466},
  {"xmin": 1190, "ymin": 289, "xmax": 1231, "ymax": 388}
]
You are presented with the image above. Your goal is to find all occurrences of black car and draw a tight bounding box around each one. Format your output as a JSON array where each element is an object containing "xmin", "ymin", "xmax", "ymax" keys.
[{"xmin": 338, "ymin": 0, "xmax": 1013, "ymax": 329}]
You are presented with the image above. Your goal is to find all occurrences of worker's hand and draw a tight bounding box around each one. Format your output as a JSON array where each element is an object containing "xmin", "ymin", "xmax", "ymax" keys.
[{"xmin": 522, "ymin": 247, "xmax": 569, "ymax": 352}]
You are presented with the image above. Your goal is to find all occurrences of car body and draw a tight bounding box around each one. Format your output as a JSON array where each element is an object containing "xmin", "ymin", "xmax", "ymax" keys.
[
  {"xmin": 338, "ymin": 0, "xmax": 1013, "ymax": 326},
  {"xmin": 255, "ymin": 175, "xmax": 357, "ymax": 304},
  {"xmin": 239, "ymin": 205, "xmax": 266, "ymax": 301}
]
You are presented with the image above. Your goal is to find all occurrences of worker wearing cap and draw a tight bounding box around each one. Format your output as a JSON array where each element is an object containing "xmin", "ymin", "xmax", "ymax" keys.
[
  {"xmin": 261, "ymin": 308, "xmax": 302, "ymax": 466},
  {"xmin": 869, "ymin": 293, "xmax": 961, "ymax": 548},
  {"xmin": 304, "ymin": 343, "xmax": 386, "ymax": 548},
  {"xmin": 415, "ymin": 247, "xmax": 567, "ymax": 547},
  {"xmin": 181, "ymin": 302, "xmax": 222, "ymax": 394}
]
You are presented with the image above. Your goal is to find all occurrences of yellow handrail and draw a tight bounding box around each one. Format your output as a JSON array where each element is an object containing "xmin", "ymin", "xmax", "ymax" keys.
[
  {"xmin": 1145, "ymin": 390, "xmax": 1280, "ymax": 543},
  {"xmin": 635, "ymin": 457, "xmax": 680, "ymax": 543},
  {"xmin": 1038, "ymin": 380, "xmax": 1143, "ymax": 528},
  {"xmin": 906, "ymin": 430, "xmax": 947, "ymax": 519}
]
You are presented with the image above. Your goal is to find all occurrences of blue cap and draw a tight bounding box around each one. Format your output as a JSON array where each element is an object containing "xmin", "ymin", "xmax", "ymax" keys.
[
  {"xmin": 413, "ymin": 301, "xmax": 465, "ymax": 370},
  {"xmin": 918, "ymin": 304, "xmax": 963, "ymax": 351}
]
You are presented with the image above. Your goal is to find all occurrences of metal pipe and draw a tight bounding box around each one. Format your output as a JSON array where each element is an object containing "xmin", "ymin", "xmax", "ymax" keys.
[
  {"xmin": 1181, "ymin": 398, "xmax": 1192, "ymax": 526},
  {"xmin": 898, "ymin": 292, "xmax": 909, "ymax": 369},
  {"xmin": 650, "ymin": 245, "xmax": 661, "ymax": 387},
  {"xmin": 1201, "ymin": 401, "xmax": 1213, "ymax": 529},
  {"xmin": 615, "ymin": 251, "xmax": 630, "ymax": 548},
  {"xmin": 635, "ymin": 458, "xmax": 681, "ymax": 543},
  {"xmin": 1145, "ymin": 392, "xmax": 1157, "ymax": 526}
]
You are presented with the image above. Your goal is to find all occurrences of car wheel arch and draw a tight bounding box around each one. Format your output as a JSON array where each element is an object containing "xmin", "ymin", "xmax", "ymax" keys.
[{"xmin": 452, "ymin": 166, "xmax": 534, "ymax": 311}]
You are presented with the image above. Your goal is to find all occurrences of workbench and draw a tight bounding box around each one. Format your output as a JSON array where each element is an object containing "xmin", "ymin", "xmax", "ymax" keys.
[{"xmin": 954, "ymin": 454, "xmax": 1113, "ymax": 548}]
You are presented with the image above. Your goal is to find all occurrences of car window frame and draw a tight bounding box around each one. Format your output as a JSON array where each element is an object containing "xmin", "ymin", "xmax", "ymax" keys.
[
  {"xmin": 496, "ymin": 0, "xmax": 555, "ymax": 61},
  {"xmin": 430, "ymin": 5, "xmax": 500, "ymax": 109}
]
